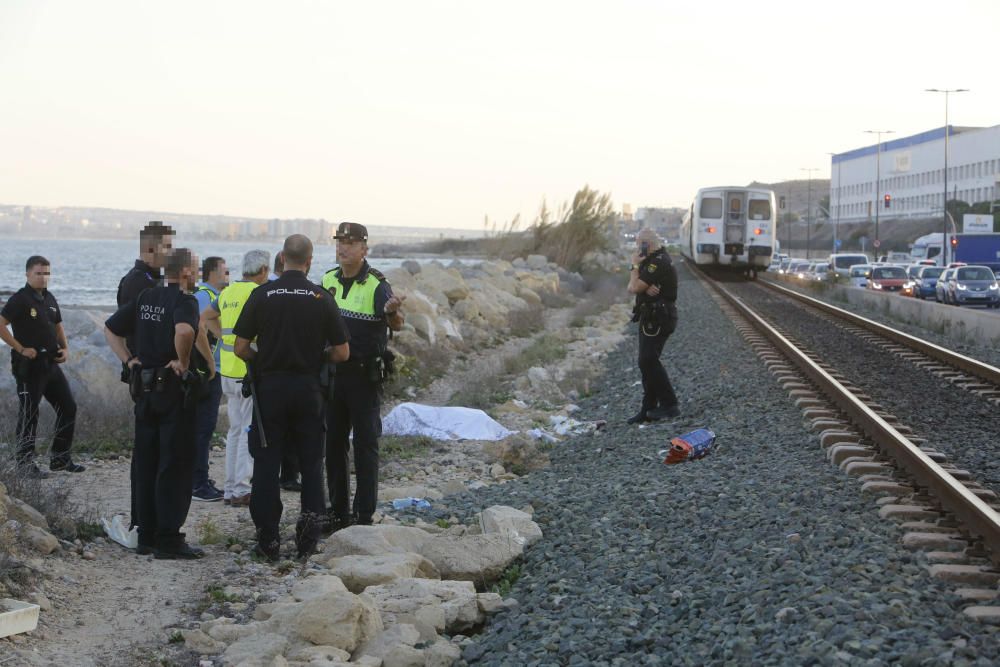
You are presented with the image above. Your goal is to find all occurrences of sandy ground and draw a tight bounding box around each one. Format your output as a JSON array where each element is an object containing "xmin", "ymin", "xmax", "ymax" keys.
[{"xmin": 0, "ymin": 301, "xmax": 617, "ymax": 666}]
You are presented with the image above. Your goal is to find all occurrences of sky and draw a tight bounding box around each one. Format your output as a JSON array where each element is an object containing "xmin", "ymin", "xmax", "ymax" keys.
[{"xmin": 2, "ymin": 0, "xmax": 999, "ymax": 229}]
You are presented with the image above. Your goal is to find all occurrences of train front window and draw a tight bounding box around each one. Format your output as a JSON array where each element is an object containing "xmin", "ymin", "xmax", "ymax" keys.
[
  {"xmin": 700, "ymin": 198, "xmax": 722, "ymax": 219},
  {"xmin": 748, "ymin": 200, "xmax": 771, "ymax": 220}
]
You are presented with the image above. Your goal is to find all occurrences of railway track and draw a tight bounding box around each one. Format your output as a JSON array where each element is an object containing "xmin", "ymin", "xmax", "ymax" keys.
[{"xmin": 689, "ymin": 263, "xmax": 1000, "ymax": 622}]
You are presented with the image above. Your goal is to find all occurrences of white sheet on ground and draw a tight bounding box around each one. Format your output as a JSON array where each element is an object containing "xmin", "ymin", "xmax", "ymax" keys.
[{"xmin": 382, "ymin": 402, "xmax": 515, "ymax": 441}]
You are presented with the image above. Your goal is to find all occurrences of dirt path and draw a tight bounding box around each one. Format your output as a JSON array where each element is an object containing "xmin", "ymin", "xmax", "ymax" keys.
[{"xmin": 1, "ymin": 303, "xmax": 588, "ymax": 666}]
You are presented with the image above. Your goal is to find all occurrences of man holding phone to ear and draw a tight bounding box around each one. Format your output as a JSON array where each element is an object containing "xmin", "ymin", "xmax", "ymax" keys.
[{"xmin": 626, "ymin": 228, "xmax": 680, "ymax": 424}]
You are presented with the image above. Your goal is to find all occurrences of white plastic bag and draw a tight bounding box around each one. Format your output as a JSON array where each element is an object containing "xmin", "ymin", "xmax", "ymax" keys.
[{"xmin": 101, "ymin": 514, "xmax": 138, "ymax": 549}]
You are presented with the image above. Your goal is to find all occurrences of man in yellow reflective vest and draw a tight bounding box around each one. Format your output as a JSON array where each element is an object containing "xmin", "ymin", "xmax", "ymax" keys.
[
  {"xmin": 322, "ymin": 222, "xmax": 405, "ymax": 531},
  {"xmin": 202, "ymin": 249, "xmax": 270, "ymax": 507}
]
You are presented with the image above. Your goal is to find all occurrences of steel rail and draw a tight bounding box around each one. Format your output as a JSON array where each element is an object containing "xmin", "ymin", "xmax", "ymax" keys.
[
  {"xmin": 761, "ymin": 279, "xmax": 1000, "ymax": 387},
  {"xmin": 694, "ymin": 268, "xmax": 1000, "ymax": 563}
]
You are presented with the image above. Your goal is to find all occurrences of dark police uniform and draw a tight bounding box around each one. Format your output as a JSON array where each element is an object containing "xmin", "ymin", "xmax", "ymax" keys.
[
  {"xmin": 1, "ymin": 285, "xmax": 77, "ymax": 469},
  {"xmin": 633, "ymin": 248, "xmax": 679, "ymax": 415},
  {"xmin": 117, "ymin": 259, "xmax": 159, "ymax": 354},
  {"xmin": 105, "ymin": 284, "xmax": 201, "ymax": 557},
  {"xmin": 322, "ymin": 249, "xmax": 394, "ymax": 527},
  {"xmin": 232, "ymin": 270, "xmax": 349, "ymax": 557}
]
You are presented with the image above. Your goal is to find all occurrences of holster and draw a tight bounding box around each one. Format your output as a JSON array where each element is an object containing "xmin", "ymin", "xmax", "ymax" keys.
[
  {"xmin": 136, "ymin": 367, "xmax": 183, "ymax": 417},
  {"xmin": 12, "ymin": 353, "xmax": 50, "ymax": 383}
]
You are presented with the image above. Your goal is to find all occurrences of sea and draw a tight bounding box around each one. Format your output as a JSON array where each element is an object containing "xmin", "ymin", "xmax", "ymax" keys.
[{"xmin": 0, "ymin": 238, "xmax": 481, "ymax": 307}]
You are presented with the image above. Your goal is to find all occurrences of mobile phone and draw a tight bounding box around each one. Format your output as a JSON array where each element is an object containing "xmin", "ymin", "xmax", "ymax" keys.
[{"xmin": 640, "ymin": 241, "xmax": 649, "ymax": 257}]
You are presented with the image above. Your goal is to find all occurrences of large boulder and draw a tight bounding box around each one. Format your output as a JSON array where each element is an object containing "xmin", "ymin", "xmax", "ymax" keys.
[
  {"xmin": 268, "ymin": 591, "xmax": 383, "ymax": 651},
  {"xmin": 221, "ymin": 632, "xmax": 289, "ymax": 667},
  {"xmin": 363, "ymin": 578, "xmax": 481, "ymax": 634},
  {"xmin": 290, "ymin": 574, "xmax": 350, "ymax": 601},
  {"xmin": 525, "ymin": 254, "xmax": 549, "ymax": 270},
  {"xmin": 416, "ymin": 265, "xmax": 470, "ymax": 305},
  {"xmin": 417, "ymin": 533, "xmax": 524, "ymax": 584},
  {"xmin": 478, "ymin": 506, "xmax": 543, "ymax": 547},
  {"xmin": 319, "ymin": 525, "xmax": 433, "ymax": 560},
  {"xmin": 20, "ymin": 524, "xmax": 60, "ymax": 555},
  {"xmin": 401, "ymin": 260, "xmax": 421, "ymax": 275},
  {"xmin": 354, "ymin": 623, "xmax": 421, "ymax": 664},
  {"xmin": 324, "ymin": 553, "xmax": 440, "ymax": 593},
  {"xmin": 5, "ymin": 496, "xmax": 50, "ymax": 530}
]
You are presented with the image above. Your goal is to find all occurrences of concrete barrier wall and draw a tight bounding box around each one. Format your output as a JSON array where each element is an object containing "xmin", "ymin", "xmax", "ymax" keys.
[{"xmin": 770, "ymin": 275, "xmax": 1000, "ymax": 347}]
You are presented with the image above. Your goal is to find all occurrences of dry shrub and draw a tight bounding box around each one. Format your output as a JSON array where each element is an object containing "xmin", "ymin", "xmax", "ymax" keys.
[
  {"xmin": 447, "ymin": 357, "xmax": 509, "ymax": 409},
  {"xmin": 503, "ymin": 335, "xmax": 566, "ymax": 376},
  {"xmin": 507, "ymin": 304, "xmax": 545, "ymax": 338}
]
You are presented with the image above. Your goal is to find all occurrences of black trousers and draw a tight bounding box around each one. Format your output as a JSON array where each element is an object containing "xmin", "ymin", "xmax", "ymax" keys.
[
  {"xmin": 326, "ymin": 372, "xmax": 381, "ymax": 523},
  {"xmin": 15, "ymin": 363, "xmax": 76, "ymax": 465},
  {"xmin": 638, "ymin": 326, "xmax": 678, "ymax": 412},
  {"xmin": 192, "ymin": 373, "xmax": 222, "ymax": 490},
  {"xmin": 133, "ymin": 389, "xmax": 196, "ymax": 547},
  {"xmin": 248, "ymin": 374, "xmax": 326, "ymax": 545}
]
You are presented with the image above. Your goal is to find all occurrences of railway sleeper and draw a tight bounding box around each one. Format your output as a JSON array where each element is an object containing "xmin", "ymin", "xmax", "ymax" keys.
[
  {"xmin": 926, "ymin": 564, "xmax": 1000, "ymax": 587},
  {"xmin": 878, "ymin": 504, "xmax": 943, "ymax": 522},
  {"xmin": 901, "ymin": 532, "xmax": 969, "ymax": 551},
  {"xmin": 954, "ymin": 589, "xmax": 1000, "ymax": 603}
]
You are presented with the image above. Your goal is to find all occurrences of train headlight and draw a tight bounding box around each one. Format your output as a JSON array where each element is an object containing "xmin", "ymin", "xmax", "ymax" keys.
[
  {"xmin": 707, "ymin": 226, "xmax": 717, "ymax": 234},
  {"xmin": 754, "ymin": 228, "xmax": 762, "ymax": 236}
]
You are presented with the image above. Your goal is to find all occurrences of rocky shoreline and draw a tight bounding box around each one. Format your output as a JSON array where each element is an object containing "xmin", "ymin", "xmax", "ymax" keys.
[{"xmin": 0, "ymin": 252, "xmax": 631, "ymax": 665}]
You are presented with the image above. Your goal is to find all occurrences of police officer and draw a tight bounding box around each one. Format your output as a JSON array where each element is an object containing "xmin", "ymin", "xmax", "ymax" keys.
[
  {"xmin": 233, "ymin": 234, "xmax": 349, "ymax": 562},
  {"xmin": 322, "ymin": 222, "xmax": 405, "ymax": 531},
  {"xmin": 192, "ymin": 256, "xmax": 227, "ymax": 502},
  {"xmin": 0, "ymin": 256, "xmax": 82, "ymax": 478},
  {"xmin": 626, "ymin": 228, "xmax": 680, "ymax": 424},
  {"xmin": 104, "ymin": 248, "xmax": 215, "ymax": 559},
  {"xmin": 117, "ymin": 221, "xmax": 174, "ymax": 529},
  {"xmin": 202, "ymin": 250, "xmax": 271, "ymax": 507}
]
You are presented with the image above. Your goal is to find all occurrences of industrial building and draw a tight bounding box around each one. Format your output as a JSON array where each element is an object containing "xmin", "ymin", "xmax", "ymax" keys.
[{"xmin": 831, "ymin": 125, "xmax": 1000, "ymax": 223}]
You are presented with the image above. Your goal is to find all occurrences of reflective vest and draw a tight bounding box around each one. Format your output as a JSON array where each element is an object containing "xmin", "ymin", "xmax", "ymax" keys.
[
  {"xmin": 322, "ymin": 268, "xmax": 382, "ymax": 321},
  {"xmin": 218, "ymin": 280, "xmax": 257, "ymax": 378},
  {"xmin": 194, "ymin": 285, "xmax": 220, "ymax": 349}
]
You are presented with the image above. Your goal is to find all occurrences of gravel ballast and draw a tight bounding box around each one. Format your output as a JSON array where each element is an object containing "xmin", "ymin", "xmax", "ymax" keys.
[
  {"xmin": 431, "ymin": 264, "xmax": 1000, "ymax": 666},
  {"xmin": 728, "ymin": 280, "xmax": 1000, "ymax": 498}
]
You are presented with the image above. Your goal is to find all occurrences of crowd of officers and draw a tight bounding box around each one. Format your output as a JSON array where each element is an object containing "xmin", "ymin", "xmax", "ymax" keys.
[{"xmin": 1, "ymin": 221, "xmax": 405, "ymax": 562}]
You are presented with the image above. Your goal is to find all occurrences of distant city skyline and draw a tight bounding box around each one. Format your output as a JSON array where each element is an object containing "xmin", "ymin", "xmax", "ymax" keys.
[{"xmin": 2, "ymin": 1, "xmax": 999, "ymax": 229}]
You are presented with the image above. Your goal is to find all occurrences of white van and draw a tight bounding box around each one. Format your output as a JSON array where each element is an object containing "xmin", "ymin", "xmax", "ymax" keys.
[{"xmin": 828, "ymin": 253, "xmax": 870, "ymax": 278}]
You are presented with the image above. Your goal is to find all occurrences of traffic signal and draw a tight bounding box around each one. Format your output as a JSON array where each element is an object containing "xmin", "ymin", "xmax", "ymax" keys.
[
  {"xmin": 951, "ymin": 236, "xmax": 958, "ymax": 248},
  {"xmin": 884, "ymin": 194, "xmax": 891, "ymax": 209}
]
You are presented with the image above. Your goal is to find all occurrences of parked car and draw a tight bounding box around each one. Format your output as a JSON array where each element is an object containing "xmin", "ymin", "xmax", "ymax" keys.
[
  {"xmin": 913, "ymin": 265, "xmax": 944, "ymax": 299},
  {"xmin": 849, "ymin": 264, "xmax": 872, "ymax": 288},
  {"xmin": 950, "ymin": 265, "xmax": 1000, "ymax": 308},
  {"xmin": 867, "ymin": 266, "xmax": 908, "ymax": 292},
  {"xmin": 935, "ymin": 268, "xmax": 955, "ymax": 303}
]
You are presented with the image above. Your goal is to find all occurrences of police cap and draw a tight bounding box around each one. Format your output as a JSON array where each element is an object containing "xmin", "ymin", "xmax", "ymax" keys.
[{"xmin": 334, "ymin": 222, "xmax": 368, "ymax": 243}]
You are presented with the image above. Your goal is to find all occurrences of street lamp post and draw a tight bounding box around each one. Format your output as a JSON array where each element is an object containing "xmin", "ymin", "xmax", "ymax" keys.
[
  {"xmin": 864, "ymin": 129, "xmax": 894, "ymax": 261},
  {"xmin": 800, "ymin": 168, "xmax": 818, "ymax": 259},
  {"xmin": 926, "ymin": 88, "xmax": 969, "ymax": 266}
]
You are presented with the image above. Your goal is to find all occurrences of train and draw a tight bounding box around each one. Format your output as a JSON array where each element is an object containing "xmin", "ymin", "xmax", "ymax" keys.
[{"xmin": 679, "ymin": 186, "xmax": 777, "ymax": 277}]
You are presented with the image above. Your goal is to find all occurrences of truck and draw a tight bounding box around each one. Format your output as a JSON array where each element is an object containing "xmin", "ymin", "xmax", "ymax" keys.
[{"xmin": 910, "ymin": 232, "xmax": 1000, "ymax": 271}]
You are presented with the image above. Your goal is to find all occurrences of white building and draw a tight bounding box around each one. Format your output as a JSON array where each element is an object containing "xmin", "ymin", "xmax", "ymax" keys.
[{"xmin": 831, "ymin": 125, "xmax": 1000, "ymax": 223}]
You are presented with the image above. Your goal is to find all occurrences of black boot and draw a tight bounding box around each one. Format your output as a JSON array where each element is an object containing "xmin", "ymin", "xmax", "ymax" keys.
[
  {"xmin": 626, "ymin": 411, "xmax": 649, "ymax": 424},
  {"xmin": 154, "ymin": 534, "xmax": 205, "ymax": 560},
  {"xmin": 647, "ymin": 404, "xmax": 681, "ymax": 421},
  {"xmin": 254, "ymin": 531, "xmax": 281, "ymax": 563}
]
